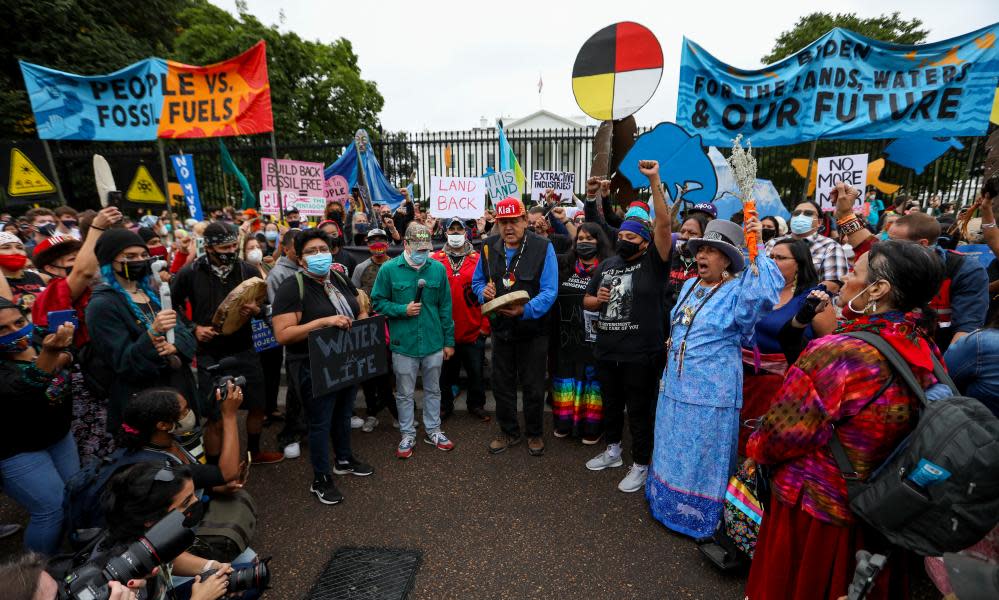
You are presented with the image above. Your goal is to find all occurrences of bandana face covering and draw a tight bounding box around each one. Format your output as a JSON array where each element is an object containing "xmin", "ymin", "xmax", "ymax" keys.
[
  {"xmin": 368, "ymin": 242, "xmax": 388, "ymax": 256},
  {"xmin": 0, "ymin": 322, "xmax": 33, "ymax": 353}
]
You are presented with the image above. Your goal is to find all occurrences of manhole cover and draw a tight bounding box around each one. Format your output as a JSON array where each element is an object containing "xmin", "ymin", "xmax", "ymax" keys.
[{"xmin": 305, "ymin": 546, "xmax": 422, "ymax": 600}]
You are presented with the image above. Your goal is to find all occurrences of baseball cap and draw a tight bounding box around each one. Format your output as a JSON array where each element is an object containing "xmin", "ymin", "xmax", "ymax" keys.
[
  {"xmin": 689, "ymin": 203, "xmax": 718, "ymax": 219},
  {"xmin": 495, "ymin": 197, "xmax": 526, "ymax": 219},
  {"xmin": 445, "ymin": 217, "xmax": 467, "ymax": 230},
  {"xmin": 32, "ymin": 235, "xmax": 82, "ymax": 269},
  {"xmin": 366, "ymin": 228, "xmax": 388, "ymax": 240},
  {"xmin": 404, "ymin": 223, "xmax": 433, "ymax": 251}
]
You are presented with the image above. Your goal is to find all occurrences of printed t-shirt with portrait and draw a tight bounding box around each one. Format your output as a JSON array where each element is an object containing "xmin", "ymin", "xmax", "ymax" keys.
[{"xmin": 585, "ymin": 247, "xmax": 669, "ymax": 361}]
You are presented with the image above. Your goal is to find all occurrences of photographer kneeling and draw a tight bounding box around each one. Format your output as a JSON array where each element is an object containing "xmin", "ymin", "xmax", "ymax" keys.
[{"xmin": 97, "ymin": 462, "xmax": 264, "ymax": 600}]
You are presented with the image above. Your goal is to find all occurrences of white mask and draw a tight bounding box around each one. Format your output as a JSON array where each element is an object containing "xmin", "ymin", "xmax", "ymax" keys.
[
  {"xmin": 170, "ymin": 408, "xmax": 198, "ymax": 434},
  {"xmin": 446, "ymin": 233, "xmax": 466, "ymax": 248},
  {"xmin": 246, "ymin": 248, "xmax": 263, "ymax": 265}
]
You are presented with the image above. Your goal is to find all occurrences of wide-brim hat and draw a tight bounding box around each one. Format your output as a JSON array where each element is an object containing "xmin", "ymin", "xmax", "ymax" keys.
[{"xmin": 686, "ymin": 219, "xmax": 745, "ymax": 273}]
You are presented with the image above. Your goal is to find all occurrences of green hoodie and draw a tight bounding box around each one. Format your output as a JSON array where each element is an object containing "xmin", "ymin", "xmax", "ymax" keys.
[{"xmin": 371, "ymin": 254, "xmax": 454, "ymax": 358}]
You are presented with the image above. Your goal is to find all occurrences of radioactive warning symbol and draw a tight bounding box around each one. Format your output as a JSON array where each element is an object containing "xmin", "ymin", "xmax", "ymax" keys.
[
  {"xmin": 571, "ymin": 22, "xmax": 663, "ymax": 121},
  {"xmin": 8, "ymin": 148, "xmax": 56, "ymax": 197},
  {"xmin": 126, "ymin": 165, "xmax": 166, "ymax": 204}
]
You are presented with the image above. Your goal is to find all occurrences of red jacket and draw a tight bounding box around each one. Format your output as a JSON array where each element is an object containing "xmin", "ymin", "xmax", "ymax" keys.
[{"xmin": 432, "ymin": 249, "xmax": 489, "ymax": 344}]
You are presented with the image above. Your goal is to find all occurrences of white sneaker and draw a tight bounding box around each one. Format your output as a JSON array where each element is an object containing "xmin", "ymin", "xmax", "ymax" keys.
[
  {"xmin": 362, "ymin": 416, "xmax": 379, "ymax": 433},
  {"xmin": 350, "ymin": 416, "xmax": 364, "ymax": 429},
  {"xmin": 586, "ymin": 448, "xmax": 624, "ymax": 471},
  {"xmin": 283, "ymin": 442, "xmax": 301, "ymax": 459},
  {"xmin": 618, "ymin": 464, "xmax": 648, "ymax": 493}
]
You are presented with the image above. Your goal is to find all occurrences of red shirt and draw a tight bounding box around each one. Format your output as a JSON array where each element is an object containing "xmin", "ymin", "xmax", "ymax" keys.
[
  {"xmin": 432, "ymin": 249, "xmax": 489, "ymax": 344},
  {"xmin": 31, "ymin": 277, "xmax": 92, "ymax": 346}
]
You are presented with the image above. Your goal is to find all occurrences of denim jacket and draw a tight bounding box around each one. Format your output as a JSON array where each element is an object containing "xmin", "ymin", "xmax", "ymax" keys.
[{"xmin": 944, "ymin": 328, "xmax": 999, "ymax": 417}]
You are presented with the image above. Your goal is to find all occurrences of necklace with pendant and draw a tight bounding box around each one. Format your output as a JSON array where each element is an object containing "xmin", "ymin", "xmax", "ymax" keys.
[
  {"xmin": 666, "ymin": 278, "xmax": 727, "ymax": 376},
  {"xmin": 502, "ymin": 238, "xmax": 526, "ymax": 288}
]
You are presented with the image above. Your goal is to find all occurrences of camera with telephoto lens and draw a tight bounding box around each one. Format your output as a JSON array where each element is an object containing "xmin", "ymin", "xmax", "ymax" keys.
[
  {"xmin": 205, "ymin": 357, "xmax": 246, "ymax": 403},
  {"xmin": 59, "ymin": 510, "xmax": 194, "ymax": 600},
  {"xmin": 200, "ymin": 558, "xmax": 271, "ymax": 593}
]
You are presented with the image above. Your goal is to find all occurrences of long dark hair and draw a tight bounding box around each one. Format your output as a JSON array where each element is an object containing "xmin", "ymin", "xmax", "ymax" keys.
[
  {"xmin": 571, "ymin": 222, "xmax": 612, "ymax": 261},
  {"xmin": 773, "ymin": 239, "xmax": 818, "ymax": 295},
  {"xmin": 100, "ymin": 462, "xmax": 192, "ymax": 546},
  {"xmin": 681, "ymin": 213, "xmax": 710, "ymax": 238},
  {"xmin": 117, "ymin": 387, "xmax": 182, "ymax": 451}
]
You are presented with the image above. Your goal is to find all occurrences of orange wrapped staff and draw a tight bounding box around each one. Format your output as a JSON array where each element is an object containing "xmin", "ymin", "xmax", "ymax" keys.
[{"xmin": 727, "ymin": 134, "xmax": 759, "ymax": 274}]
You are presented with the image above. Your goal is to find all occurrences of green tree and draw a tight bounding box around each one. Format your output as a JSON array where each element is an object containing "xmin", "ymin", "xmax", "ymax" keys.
[{"xmin": 762, "ymin": 12, "xmax": 929, "ymax": 64}]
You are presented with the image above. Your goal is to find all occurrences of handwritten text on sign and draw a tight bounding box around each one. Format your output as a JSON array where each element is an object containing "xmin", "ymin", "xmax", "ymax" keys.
[
  {"xmin": 429, "ymin": 176, "xmax": 486, "ymax": 219},
  {"xmin": 530, "ymin": 170, "xmax": 576, "ymax": 204},
  {"xmin": 486, "ymin": 170, "xmax": 517, "ymax": 201},
  {"xmin": 816, "ymin": 153, "xmax": 868, "ymax": 212},
  {"xmin": 258, "ymin": 191, "xmax": 325, "ymax": 217},
  {"xmin": 308, "ymin": 316, "xmax": 388, "ymax": 396},
  {"xmin": 261, "ymin": 158, "xmax": 326, "ymax": 194}
]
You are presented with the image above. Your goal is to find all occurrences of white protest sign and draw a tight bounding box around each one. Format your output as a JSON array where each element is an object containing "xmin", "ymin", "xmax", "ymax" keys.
[
  {"xmin": 816, "ymin": 154, "xmax": 867, "ymax": 212},
  {"xmin": 530, "ymin": 170, "xmax": 575, "ymax": 204},
  {"xmin": 486, "ymin": 170, "xmax": 518, "ymax": 201},
  {"xmin": 259, "ymin": 191, "xmax": 325, "ymax": 217},
  {"xmin": 429, "ymin": 176, "xmax": 486, "ymax": 219}
]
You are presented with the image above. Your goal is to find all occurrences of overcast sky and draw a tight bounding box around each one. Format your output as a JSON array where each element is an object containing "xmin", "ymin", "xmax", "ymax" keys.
[{"xmin": 213, "ymin": 0, "xmax": 998, "ymax": 132}]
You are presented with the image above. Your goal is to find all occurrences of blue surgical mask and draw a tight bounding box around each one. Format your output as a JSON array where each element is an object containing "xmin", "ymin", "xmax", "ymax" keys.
[
  {"xmin": 305, "ymin": 252, "xmax": 333, "ymax": 276},
  {"xmin": 264, "ymin": 231, "xmax": 279, "ymax": 242},
  {"xmin": 0, "ymin": 322, "xmax": 33, "ymax": 353},
  {"xmin": 789, "ymin": 214, "xmax": 815, "ymax": 235},
  {"xmin": 408, "ymin": 250, "xmax": 428, "ymax": 266}
]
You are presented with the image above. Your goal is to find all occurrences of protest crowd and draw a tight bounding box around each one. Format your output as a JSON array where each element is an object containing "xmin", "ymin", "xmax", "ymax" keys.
[
  {"xmin": 1, "ymin": 163, "xmax": 998, "ymax": 599},
  {"xmin": 3, "ymin": 10, "xmax": 999, "ymax": 599}
]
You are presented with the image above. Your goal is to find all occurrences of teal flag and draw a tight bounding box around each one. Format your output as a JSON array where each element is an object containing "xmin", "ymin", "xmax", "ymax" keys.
[{"xmin": 219, "ymin": 139, "xmax": 256, "ymax": 209}]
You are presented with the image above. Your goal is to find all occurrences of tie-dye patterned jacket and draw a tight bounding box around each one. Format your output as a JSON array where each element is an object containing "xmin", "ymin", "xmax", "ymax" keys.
[{"xmin": 747, "ymin": 328, "xmax": 939, "ymax": 527}]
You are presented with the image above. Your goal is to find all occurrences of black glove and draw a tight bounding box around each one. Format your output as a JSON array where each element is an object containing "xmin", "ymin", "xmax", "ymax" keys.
[{"xmin": 794, "ymin": 294, "xmax": 823, "ymax": 325}]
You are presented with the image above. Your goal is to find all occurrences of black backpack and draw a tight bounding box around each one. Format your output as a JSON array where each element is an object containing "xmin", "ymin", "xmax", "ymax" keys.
[
  {"xmin": 829, "ymin": 331, "xmax": 999, "ymax": 556},
  {"xmin": 63, "ymin": 448, "xmax": 168, "ymax": 544}
]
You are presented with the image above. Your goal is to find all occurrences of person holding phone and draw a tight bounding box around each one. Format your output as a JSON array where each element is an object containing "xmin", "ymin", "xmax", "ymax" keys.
[
  {"xmin": 0, "ymin": 298, "xmax": 79, "ymax": 554},
  {"xmin": 0, "ymin": 231, "xmax": 45, "ymax": 315},
  {"xmin": 86, "ymin": 228, "xmax": 198, "ymax": 434}
]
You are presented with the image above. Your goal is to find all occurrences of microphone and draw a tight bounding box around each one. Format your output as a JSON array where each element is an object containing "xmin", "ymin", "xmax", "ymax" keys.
[{"xmin": 415, "ymin": 279, "xmax": 426, "ymax": 304}]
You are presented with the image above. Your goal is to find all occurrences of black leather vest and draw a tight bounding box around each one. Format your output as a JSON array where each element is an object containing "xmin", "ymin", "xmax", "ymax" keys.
[{"xmin": 485, "ymin": 231, "xmax": 552, "ymax": 341}]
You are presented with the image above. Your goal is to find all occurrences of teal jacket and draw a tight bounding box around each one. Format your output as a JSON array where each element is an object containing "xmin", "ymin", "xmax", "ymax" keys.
[{"xmin": 371, "ymin": 254, "xmax": 455, "ymax": 358}]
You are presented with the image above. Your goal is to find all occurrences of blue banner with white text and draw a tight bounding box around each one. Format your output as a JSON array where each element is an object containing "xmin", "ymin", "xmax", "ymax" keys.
[
  {"xmin": 676, "ymin": 23, "xmax": 999, "ymax": 147},
  {"xmin": 169, "ymin": 154, "xmax": 204, "ymax": 221}
]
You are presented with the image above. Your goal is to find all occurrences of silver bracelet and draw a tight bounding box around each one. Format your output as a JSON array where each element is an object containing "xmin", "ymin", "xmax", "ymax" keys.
[{"xmin": 982, "ymin": 221, "xmax": 997, "ymax": 229}]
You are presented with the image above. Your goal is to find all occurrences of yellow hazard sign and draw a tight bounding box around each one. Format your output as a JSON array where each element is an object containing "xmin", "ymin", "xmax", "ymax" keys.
[
  {"xmin": 8, "ymin": 148, "xmax": 56, "ymax": 197},
  {"xmin": 126, "ymin": 165, "xmax": 165, "ymax": 204}
]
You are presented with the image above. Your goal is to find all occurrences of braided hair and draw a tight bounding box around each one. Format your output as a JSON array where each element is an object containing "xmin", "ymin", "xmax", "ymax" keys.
[{"xmin": 100, "ymin": 264, "xmax": 161, "ymax": 326}]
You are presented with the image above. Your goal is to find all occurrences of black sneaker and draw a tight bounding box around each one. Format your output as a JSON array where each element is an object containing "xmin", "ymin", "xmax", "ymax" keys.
[
  {"xmin": 310, "ymin": 474, "xmax": 343, "ymax": 505},
  {"xmin": 332, "ymin": 456, "xmax": 374, "ymax": 477}
]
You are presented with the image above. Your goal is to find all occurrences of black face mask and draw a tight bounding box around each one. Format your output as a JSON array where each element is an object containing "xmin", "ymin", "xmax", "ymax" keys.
[
  {"xmin": 182, "ymin": 500, "xmax": 205, "ymax": 528},
  {"xmin": 575, "ymin": 241, "xmax": 598, "ymax": 259},
  {"xmin": 211, "ymin": 250, "xmax": 237, "ymax": 266},
  {"xmin": 287, "ymin": 220, "xmax": 300, "ymax": 229},
  {"xmin": 117, "ymin": 259, "xmax": 151, "ymax": 281},
  {"xmin": 37, "ymin": 223, "xmax": 57, "ymax": 237},
  {"xmin": 615, "ymin": 239, "xmax": 643, "ymax": 259}
]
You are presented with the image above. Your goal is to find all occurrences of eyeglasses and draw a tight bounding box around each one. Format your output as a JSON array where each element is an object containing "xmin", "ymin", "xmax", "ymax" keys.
[
  {"xmin": 770, "ymin": 254, "xmax": 795, "ymax": 262},
  {"xmin": 301, "ymin": 247, "xmax": 330, "ymax": 256},
  {"xmin": 791, "ymin": 210, "xmax": 818, "ymax": 218}
]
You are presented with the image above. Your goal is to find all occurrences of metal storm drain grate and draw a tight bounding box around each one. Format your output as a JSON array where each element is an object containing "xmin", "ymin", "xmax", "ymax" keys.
[{"xmin": 306, "ymin": 546, "xmax": 422, "ymax": 600}]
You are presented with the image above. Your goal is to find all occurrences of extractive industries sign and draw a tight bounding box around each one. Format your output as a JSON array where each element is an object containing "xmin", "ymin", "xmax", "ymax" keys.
[
  {"xmin": 676, "ymin": 22, "xmax": 999, "ymax": 146},
  {"xmin": 19, "ymin": 41, "xmax": 273, "ymax": 141}
]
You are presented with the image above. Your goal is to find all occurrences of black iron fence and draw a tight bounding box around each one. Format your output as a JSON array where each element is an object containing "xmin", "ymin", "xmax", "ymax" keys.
[{"xmin": 6, "ymin": 125, "xmax": 993, "ymax": 215}]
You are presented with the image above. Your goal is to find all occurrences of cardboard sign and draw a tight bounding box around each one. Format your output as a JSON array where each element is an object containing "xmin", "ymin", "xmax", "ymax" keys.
[
  {"xmin": 251, "ymin": 318, "xmax": 279, "ymax": 352},
  {"xmin": 429, "ymin": 176, "xmax": 486, "ymax": 219},
  {"xmin": 325, "ymin": 174, "xmax": 350, "ymax": 204},
  {"xmin": 486, "ymin": 169, "xmax": 518, "ymax": 200},
  {"xmin": 530, "ymin": 170, "xmax": 575, "ymax": 204},
  {"xmin": 261, "ymin": 158, "xmax": 326, "ymax": 194},
  {"xmin": 259, "ymin": 190, "xmax": 324, "ymax": 217},
  {"xmin": 308, "ymin": 316, "xmax": 388, "ymax": 396},
  {"xmin": 816, "ymin": 154, "xmax": 867, "ymax": 212}
]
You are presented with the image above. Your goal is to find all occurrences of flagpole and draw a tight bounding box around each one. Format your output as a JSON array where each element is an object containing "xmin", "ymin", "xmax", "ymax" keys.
[
  {"xmin": 156, "ymin": 139, "xmax": 176, "ymax": 242},
  {"xmin": 269, "ymin": 131, "xmax": 285, "ymax": 222},
  {"xmin": 41, "ymin": 141, "xmax": 66, "ymax": 205}
]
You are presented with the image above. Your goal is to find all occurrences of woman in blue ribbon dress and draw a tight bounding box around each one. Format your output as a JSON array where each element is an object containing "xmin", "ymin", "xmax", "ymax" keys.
[{"xmin": 647, "ymin": 216, "xmax": 783, "ymax": 539}]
